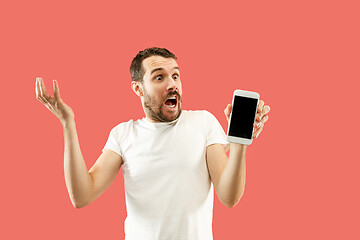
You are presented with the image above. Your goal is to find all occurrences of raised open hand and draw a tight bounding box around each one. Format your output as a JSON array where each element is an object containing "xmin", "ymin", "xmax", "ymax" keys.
[{"xmin": 35, "ymin": 77, "xmax": 75, "ymax": 125}]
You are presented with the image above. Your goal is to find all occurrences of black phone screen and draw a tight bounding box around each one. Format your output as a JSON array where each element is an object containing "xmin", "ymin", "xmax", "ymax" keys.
[{"xmin": 228, "ymin": 96, "xmax": 258, "ymax": 139}]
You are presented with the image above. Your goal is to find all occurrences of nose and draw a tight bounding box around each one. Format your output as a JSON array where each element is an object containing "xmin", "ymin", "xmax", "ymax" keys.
[{"xmin": 166, "ymin": 76, "xmax": 177, "ymax": 92}]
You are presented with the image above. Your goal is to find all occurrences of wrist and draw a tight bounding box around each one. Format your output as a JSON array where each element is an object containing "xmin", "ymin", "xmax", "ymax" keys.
[
  {"xmin": 229, "ymin": 142, "xmax": 247, "ymax": 149},
  {"xmin": 229, "ymin": 142, "xmax": 247, "ymax": 152},
  {"xmin": 61, "ymin": 118, "xmax": 76, "ymax": 128}
]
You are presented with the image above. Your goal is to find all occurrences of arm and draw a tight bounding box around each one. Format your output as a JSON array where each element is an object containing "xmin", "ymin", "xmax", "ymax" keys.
[
  {"xmin": 206, "ymin": 101, "xmax": 270, "ymax": 208},
  {"xmin": 206, "ymin": 143, "xmax": 246, "ymax": 208},
  {"xmin": 63, "ymin": 120, "xmax": 122, "ymax": 208},
  {"xmin": 35, "ymin": 77, "xmax": 123, "ymax": 208}
]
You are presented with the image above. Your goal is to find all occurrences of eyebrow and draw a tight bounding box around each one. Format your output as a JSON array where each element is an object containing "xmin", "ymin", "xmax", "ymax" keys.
[{"xmin": 151, "ymin": 67, "xmax": 179, "ymax": 75}]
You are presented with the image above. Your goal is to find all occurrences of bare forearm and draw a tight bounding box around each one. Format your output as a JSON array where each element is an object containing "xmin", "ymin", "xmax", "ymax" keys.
[
  {"xmin": 217, "ymin": 143, "xmax": 247, "ymax": 207},
  {"xmin": 63, "ymin": 120, "xmax": 93, "ymax": 208},
  {"xmin": 35, "ymin": 78, "xmax": 94, "ymax": 207}
]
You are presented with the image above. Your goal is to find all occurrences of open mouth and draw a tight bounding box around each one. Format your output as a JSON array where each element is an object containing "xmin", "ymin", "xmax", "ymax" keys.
[{"xmin": 164, "ymin": 96, "xmax": 178, "ymax": 108}]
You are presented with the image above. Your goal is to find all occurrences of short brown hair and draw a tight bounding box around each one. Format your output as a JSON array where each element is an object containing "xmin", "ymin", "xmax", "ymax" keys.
[{"xmin": 130, "ymin": 47, "xmax": 177, "ymax": 82}]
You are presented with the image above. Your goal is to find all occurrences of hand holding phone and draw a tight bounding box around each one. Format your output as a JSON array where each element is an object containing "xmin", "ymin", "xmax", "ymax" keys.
[{"xmin": 227, "ymin": 89, "xmax": 260, "ymax": 145}]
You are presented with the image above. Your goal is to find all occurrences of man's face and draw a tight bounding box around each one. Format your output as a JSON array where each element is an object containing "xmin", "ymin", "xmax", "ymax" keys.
[{"xmin": 138, "ymin": 55, "xmax": 182, "ymax": 122}]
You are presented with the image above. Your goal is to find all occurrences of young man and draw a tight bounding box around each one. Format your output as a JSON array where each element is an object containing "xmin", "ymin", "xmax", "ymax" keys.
[{"xmin": 35, "ymin": 47, "xmax": 270, "ymax": 239}]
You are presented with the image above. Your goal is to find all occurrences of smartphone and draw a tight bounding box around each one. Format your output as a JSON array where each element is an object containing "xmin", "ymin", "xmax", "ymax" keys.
[{"xmin": 227, "ymin": 89, "xmax": 260, "ymax": 145}]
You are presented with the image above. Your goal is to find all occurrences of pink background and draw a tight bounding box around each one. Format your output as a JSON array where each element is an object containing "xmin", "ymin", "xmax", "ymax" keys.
[{"xmin": 1, "ymin": 0, "xmax": 359, "ymax": 239}]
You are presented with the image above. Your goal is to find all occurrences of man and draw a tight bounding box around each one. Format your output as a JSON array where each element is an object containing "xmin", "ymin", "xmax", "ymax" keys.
[{"xmin": 35, "ymin": 47, "xmax": 270, "ymax": 239}]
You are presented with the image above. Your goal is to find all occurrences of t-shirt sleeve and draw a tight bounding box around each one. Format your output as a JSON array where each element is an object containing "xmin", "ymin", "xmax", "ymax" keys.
[
  {"xmin": 204, "ymin": 111, "xmax": 229, "ymax": 147},
  {"xmin": 102, "ymin": 126, "xmax": 123, "ymax": 157}
]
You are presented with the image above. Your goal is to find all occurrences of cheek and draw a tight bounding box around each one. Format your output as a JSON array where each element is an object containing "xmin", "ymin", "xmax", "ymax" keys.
[
  {"xmin": 144, "ymin": 84, "xmax": 160, "ymax": 97},
  {"xmin": 152, "ymin": 88, "xmax": 166, "ymax": 102},
  {"xmin": 177, "ymin": 81, "xmax": 183, "ymax": 93}
]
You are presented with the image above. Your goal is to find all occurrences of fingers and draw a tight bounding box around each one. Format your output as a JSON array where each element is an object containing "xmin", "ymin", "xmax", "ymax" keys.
[
  {"xmin": 53, "ymin": 80, "xmax": 61, "ymax": 101},
  {"xmin": 253, "ymin": 125, "xmax": 264, "ymax": 139},
  {"xmin": 256, "ymin": 100, "xmax": 264, "ymax": 121},
  {"xmin": 38, "ymin": 77, "xmax": 52, "ymax": 100},
  {"xmin": 253, "ymin": 100, "xmax": 270, "ymax": 139},
  {"xmin": 260, "ymin": 114, "xmax": 269, "ymax": 125},
  {"xmin": 224, "ymin": 104, "xmax": 232, "ymax": 121},
  {"xmin": 35, "ymin": 77, "xmax": 57, "ymax": 113},
  {"xmin": 36, "ymin": 77, "xmax": 47, "ymax": 103},
  {"xmin": 254, "ymin": 113, "xmax": 268, "ymax": 125},
  {"xmin": 262, "ymin": 105, "xmax": 270, "ymax": 115},
  {"xmin": 256, "ymin": 100, "xmax": 270, "ymax": 121},
  {"xmin": 257, "ymin": 100, "xmax": 264, "ymax": 113}
]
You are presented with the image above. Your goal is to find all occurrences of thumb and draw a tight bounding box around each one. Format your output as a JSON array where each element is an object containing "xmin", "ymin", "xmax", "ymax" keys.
[
  {"xmin": 53, "ymin": 80, "xmax": 61, "ymax": 100},
  {"xmin": 224, "ymin": 104, "xmax": 232, "ymax": 121}
]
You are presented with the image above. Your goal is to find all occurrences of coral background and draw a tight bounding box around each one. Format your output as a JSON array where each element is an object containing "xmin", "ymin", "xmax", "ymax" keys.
[{"xmin": 0, "ymin": 0, "xmax": 359, "ymax": 239}]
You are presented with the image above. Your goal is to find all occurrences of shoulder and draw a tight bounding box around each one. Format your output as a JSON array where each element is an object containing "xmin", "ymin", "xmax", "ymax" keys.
[{"xmin": 109, "ymin": 119, "xmax": 135, "ymax": 135}]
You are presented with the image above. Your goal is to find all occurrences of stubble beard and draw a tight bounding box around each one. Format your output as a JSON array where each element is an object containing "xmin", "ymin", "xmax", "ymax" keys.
[{"xmin": 143, "ymin": 90, "xmax": 182, "ymax": 122}]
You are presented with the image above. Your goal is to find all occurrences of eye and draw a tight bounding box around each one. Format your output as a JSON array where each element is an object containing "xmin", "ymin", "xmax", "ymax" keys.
[
  {"xmin": 155, "ymin": 75, "xmax": 162, "ymax": 80},
  {"xmin": 172, "ymin": 74, "xmax": 179, "ymax": 80}
]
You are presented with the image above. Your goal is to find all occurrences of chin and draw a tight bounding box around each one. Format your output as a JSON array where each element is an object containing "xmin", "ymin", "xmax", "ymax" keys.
[
  {"xmin": 162, "ymin": 107, "xmax": 182, "ymax": 122},
  {"xmin": 166, "ymin": 111, "xmax": 181, "ymax": 122}
]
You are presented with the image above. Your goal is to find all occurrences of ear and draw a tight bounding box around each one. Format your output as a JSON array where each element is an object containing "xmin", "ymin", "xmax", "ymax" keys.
[{"xmin": 131, "ymin": 81, "xmax": 144, "ymax": 97}]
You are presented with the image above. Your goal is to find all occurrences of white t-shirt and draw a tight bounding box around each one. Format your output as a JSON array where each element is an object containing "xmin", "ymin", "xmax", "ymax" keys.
[{"xmin": 103, "ymin": 110, "xmax": 228, "ymax": 240}]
